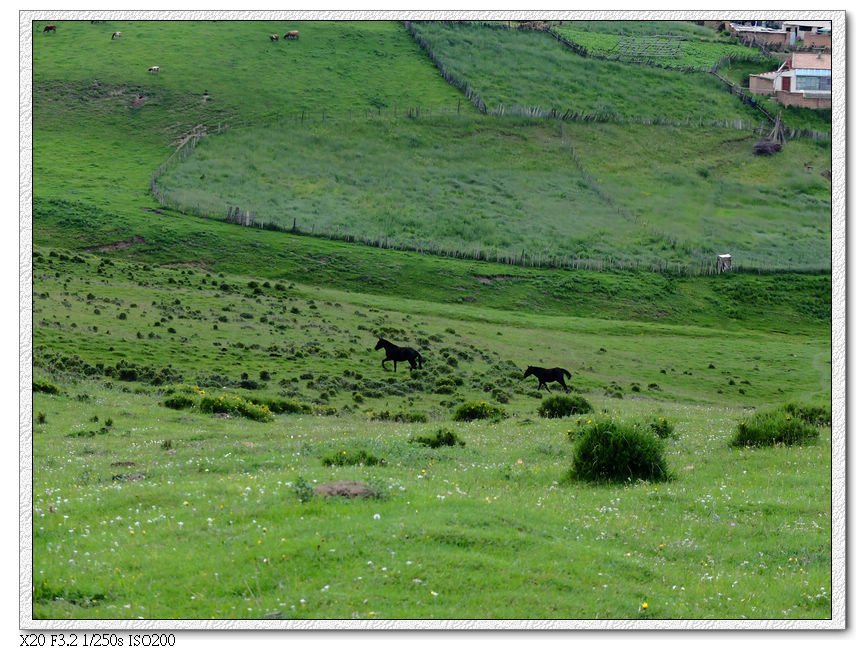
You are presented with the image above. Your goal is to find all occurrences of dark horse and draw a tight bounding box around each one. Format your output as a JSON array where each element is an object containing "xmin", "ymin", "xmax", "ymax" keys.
[
  {"xmin": 43, "ymin": 24, "xmax": 57, "ymax": 33},
  {"xmin": 523, "ymin": 366, "xmax": 572, "ymax": 393},
  {"xmin": 375, "ymin": 337, "xmax": 423, "ymax": 372}
]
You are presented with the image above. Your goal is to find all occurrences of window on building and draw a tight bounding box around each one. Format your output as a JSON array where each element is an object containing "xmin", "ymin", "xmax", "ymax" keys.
[{"xmin": 797, "ymin": 75, "xmax": 831, "ymax": 91}]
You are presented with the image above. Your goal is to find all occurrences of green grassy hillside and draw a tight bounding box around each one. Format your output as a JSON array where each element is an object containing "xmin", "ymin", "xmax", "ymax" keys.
[
  {"xmin": 31, "ymin": 250, "xmax": 830, "ymax": 620},
  {"xmin": 408, "ymin": 21, "xmax": 765, "ymax": 124},
  {"xmin": 34, "ymin": 19, "xmax": 831, "ymax": 273},
  {"xmin": 29, "ymin": 18, "xmax": 833, "ymax": 622},
  {"xmin": 154, "ymin": 117, "xmax": 830, "ymax": 270}
]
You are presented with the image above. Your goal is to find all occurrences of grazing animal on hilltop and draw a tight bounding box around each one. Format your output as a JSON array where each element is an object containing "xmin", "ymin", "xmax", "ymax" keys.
[
  {"xmin": 148, "ymin": 66, "xmax": 160, "ymax": 74},
  {"xmin": 43, "ymin": 24, "xmax": 57, "ymax": 33},
  {"xmin": 111, "ymin": 31, "xmax": 122, "ymax": 40},
  {"xmin": 523, "ymin": 366, "xmax": 572, "ymax": 393},
  {"xmin": 270, "ymin": 34, "xmax": 280, "ymax": 41},
  {"xmin": 375, "ymin": 337, "xmax": 423, "ymax": 372},
  {"xmin": 284, "ymin": 30, "xmax": 300, "ymax": 40}
]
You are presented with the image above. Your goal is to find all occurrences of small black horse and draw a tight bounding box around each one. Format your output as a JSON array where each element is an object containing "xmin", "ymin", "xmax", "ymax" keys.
[
  {"xmin": 523, "ymin": 366, "xmax": 572, "ymax": 393},
  {"xmin": 375, "ymin": 337, "xmax": 423, "ymax": 372}
]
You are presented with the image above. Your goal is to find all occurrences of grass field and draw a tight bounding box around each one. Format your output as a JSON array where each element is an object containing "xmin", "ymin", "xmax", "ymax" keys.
[
  {"xmin": 408, "ymin": 21, "xmax": 766, "ymax": 125},
  {"xmin": 31, "ymin": 251, "xmax": 831, "ymax": 620},
  {"xmin": 33, "ymin": 19, "xmax": 831, "ymax": 272},
  {"xmin": 154, "ymin": 116, "xmax": 830, "ymax": 271},
  {"xmin": 28, "ymin": 17, "xmax": 835, "ymax": 623}
]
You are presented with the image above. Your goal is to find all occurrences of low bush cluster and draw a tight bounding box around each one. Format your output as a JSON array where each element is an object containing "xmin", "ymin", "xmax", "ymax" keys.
[
  {"xmin": 782, "ymin": 402, "xmax": 831, "ymax": 427},
  {"xmin": 322, "ymin": 449, "xmax": 385, "ymax": 467},
  {"xmin": 570, "ymin": 416, "xmax": 670, "ymax": 483},
  {"xmin": 249, "ymin": 396, "xmax": 313, "ymax": 415},
  {"xmin": 538, "ymin": 394, "xmax": 593, "ymax": 418},
  {"xmin": 732, "ymin": 408, "xmax": 820, "ymax": 447},
  {"xmin": 410, "ymin": 428, "xmax": 465, "ymax": 448},
  {"xmin": 163, "ymin": 394, "xmax": 197, "ymax": 410},
  {"xmin": 647, "ymin": 415, "xmax": 675, "ymax": 438},
  {"xmin": 453, "ymin": 400, "xmax": 506, "ymax": 422},
  {"xmin": 199, "ymin": 394, "xmax": 274, "ymax": 422},
  {"xmin": 33, "ymin": 378, "xmax": 60, "ymax": 395},
  {"xmin": 370, "ymin": 410, "xmax": 428, "ymax": 423}
]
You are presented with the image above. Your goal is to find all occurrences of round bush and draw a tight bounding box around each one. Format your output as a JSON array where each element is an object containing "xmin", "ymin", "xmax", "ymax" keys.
[
  {"xmin": 732, "ymin": 409, "xmax": 819, "ymax": 447},
  {"xmin": 538, "ymin": 394, "xmax": 593, "ymax": 418},
  {"xmin": 647, "ymin": 415, "xmax": 675, "ymax": 438},
  {"xmin": 453, "ymin": 400, "xmax": 505, "ymax": 422},
  {"xmin": 571, "ymin": 418, "xmax": 670, "ymax": 483},
  {"xmin": 163, "ymin": 394, "xmax": 196, "ymax": 410}
]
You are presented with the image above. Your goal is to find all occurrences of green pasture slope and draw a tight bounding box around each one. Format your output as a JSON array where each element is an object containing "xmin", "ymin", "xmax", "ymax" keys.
[
  {"xmin": 157, "ymin": 118, "xmax": 830, "ymax": 270},
  {"xmin": 408, "ymin": 21, "xmax": 764, "ymax": 124},
  {"xmin": 32, "ymin": 251, "xmax": 830, "ymax": 620},
  {"xmin": 149, "ymin": 21, "xmax": 829, "ymax": 271},
  {"xmin": 30, "ymin": 19, "xmax": 832, "ymax": 621}
]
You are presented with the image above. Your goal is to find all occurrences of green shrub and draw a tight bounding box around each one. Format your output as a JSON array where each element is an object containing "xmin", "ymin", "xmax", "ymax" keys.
[
  {"xmin": 292, "ymin": 476, "xmax": 315, "ymax": 503},
  {"xmin": 370, "ymin": 410, "xmax": 428, "ymax": 423},
  {"xmin": 570, "ymin": 417, "xmax": 670, "ymax": 483},
  {"xmin": 163, "ymin": 394, "xmax": 197, "ymax": 410},
  {"xmin": 33, "ymin": 379, "xmax": 60, "ymax": 395},
  {"xmin": 434, "ymin": 377, "xmax": 458, "ymax": 394},
  {"xmin": 453, "ymin": 400, "xmax": 506, "ymax": 422},
  {"xmin": 410, "ymin": 428, "xmax": 465, "ymax": 448},
  {"xmin": 199, "ymin": 394, "xmax": 274, "ymax": 422},
  {"xmin": 732, "ymin": 409, "xmax": 819, "ymax": 447},
  {"xmin": 322, "ymin": 449, "xmax": 385, "ymax": 467},
  {"xmin": 647, "ymin": 415, "xmax": 675, "ymax": 438},
  {"xmin": 538, "ymin": 394, "xmax": 593, "ymax": 418},
  {"xmin": 782, "ymin": 402, "xmax": 831, "ymax": 427},
  {"xmin": 249, "ymin": 397, "xmax": 313, "ymax": 415}
]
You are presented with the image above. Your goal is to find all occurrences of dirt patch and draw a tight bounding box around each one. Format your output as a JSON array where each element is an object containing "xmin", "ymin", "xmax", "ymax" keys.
[
  {"xmin": 112, "ymin": 472, "xmax": 145, "ymax": 482},
  {"xmin": 84, "ymin": 235, "xmax": 146, "ymax": 253},
  {"xmin": 162, "ymin": 259, "xmax": 212, "ymax": 270},
  {"xmin": 141, "ymin": 207, "xmax": 172, "ymax": 216},
  {"xmin": 474, "ymin": 274, "xmax": 521, "ymax": 284},
  {"xmin": 314, "ymin": 480, "xmax": 378, "ymax": 499},
  {"xmin": 110, "ymin": 461, "xmax": 136, "ymax": 468}
]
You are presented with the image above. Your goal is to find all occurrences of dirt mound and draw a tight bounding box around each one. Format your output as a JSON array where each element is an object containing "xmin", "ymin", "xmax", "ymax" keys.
[
  {"xmin": 314, "ymin": 480, "xmax": 378, "ymax": 499},
  {"xmin": 85, "ymin": 235, "xmax": 146, "ymax": 252}
]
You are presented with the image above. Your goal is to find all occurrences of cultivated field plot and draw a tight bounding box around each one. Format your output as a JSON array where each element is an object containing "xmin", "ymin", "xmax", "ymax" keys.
[
  {"xmin": 31, "ymin": 253, "xmax": 831, "ymax": 620},
  {"xmin": 408, "ymin": 21, "xmax": 764, "ymax": 125},
  {"xmin": 156, "ymin": 118, "xmax": 831, "ymax": 271},
  {"xmin": 554, "ymin": 20, "xmax": 727, "ymax": 40},
  {"xmin": 551, "ymin": 25, "xmax": 767, "ymax": 71}
]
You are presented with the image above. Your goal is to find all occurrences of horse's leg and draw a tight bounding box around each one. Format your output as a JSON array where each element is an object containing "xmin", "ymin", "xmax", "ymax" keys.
[
  {"xmin": 381, "ymin": 359, "xmax": 389, "ymax": 371},
  {"xmin": 393, "ymin": 360, "xmax": 398, "ymax": 372},
  {"xmin": 559, "ymin": 379, "xmax": 570, "ymax": 393}
]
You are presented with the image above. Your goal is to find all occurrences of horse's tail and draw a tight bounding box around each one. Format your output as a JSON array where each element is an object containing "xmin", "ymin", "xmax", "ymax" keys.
[
  {"xmin": 416, "ymin": 352, "xmax": 424, "ymax": 368},
  {"xmin": 562, "ymin": 368, "xmax": 572, "ymax": 379}
]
